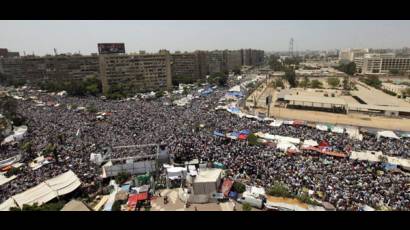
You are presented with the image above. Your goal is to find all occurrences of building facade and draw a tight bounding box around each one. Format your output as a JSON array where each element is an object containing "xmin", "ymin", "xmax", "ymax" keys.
[
  {"xmin": 361, "ymin": 56, "xmax": 410, "ymax": 74},
  {"xmin": 208, "ymin": 50, "xmax": 227, "ymax": 74},
  {"xmin": 0, "ymin": 55, "xmax": 99, "ymax": 83},
  {"xmin": 171, "ymin": 53, "xmax": 200, "ymax": 81},
  {"xmin": 225, "ymin": 50, "xmax": 242, "ymax": 71},
  {"xmin": 99, "ymin": 52, "xmax": 172, "ymax": 94}
]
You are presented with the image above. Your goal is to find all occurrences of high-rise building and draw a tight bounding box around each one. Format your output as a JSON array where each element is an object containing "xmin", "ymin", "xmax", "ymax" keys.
[
  {"xmin": 194, "ymin": 50, "xmax": 209, "ymax": 77},
  {"xmin": 208, "ymin": 50, "xmax": 227, "ymax": 74},
  {"xmin": 99, "ymin": 52, "xmax": 172, "ymax": 94},
  {"xmin": 225, "ymin": 50, "xmax": 242, "ymax": 71},
  {"xmin": 171, "ymin": 53, "xmax": 200, "ymax": 81},
  {"xmin": 0, "ymin": 55, "xmax": 99, "ymax": 83}
]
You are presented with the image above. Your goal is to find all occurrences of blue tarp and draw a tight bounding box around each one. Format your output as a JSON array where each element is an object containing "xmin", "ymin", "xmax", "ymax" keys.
[
  {"xmin": 226, "ymin": 92, "xmax": 243, "ymax": 98},
  {"xmin": 228, "ymin": 191, "xmax": 238, "ymax": 199},
  {"xmin": 121, "ymin": 184, "xmax": 131, "ymax": 192},
  {"xmin": 239, "ymin": 129, "xmax": 251, "ymax": 135},
  {"xmin": 227, "ymin": 107, "xmax": 241, "ymax": 114},
  {"xmin": 213, "ymin": 131, "xmax": 226, "ymax": 137},
  {"xmin": 201, "ymin": 88, "xmax": 213, "ymax": 95},
  {"xmin": 213, "ymin": 162, "xmax": 225, "ymax": 169},
  {"xmin": 382, "ymin": 163, "xmax": 397, "ymax": 171}
]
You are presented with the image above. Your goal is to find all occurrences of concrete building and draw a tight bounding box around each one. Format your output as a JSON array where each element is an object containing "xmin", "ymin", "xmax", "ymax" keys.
[
  {"xmin": 381, "ymin": 82, "xmax": 408, "ymax": 96},
  {"xmin": 171, "ymin": 53, "xmax": 200, "ymax": 81},
  {"xmin": 194, "ymin": 51, "xmax": 209, "ymax": 78},
  {"xmin": 99, "ymin": 51, "xmax": 172, "ymax": 94},
  {"xmin": 0, "ymin": 55, "xmax": 99, "ymax": 83},
  {"xmin": 339, "ymin": 48, "xmax": 369, "ymax": 62},
  {"xmin": 208, "ymin": 50, "xmax": 227, "ymax": 74},
  {"xmin": 0, "ymin": 49, "xmax": 20, "ymax": 58},
  {"xmin": 225, "ymin": 50, "xmax": 242, "ymax": 71},
  {"xmin": 361, "ymin": 55, "xmax": 410, "ymax": 74}
]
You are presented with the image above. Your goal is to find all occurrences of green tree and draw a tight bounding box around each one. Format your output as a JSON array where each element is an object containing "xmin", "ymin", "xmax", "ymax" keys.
[
  {"xmin": 327, "ymin": 77, "xmax": 340, "ymax": 88},
  {"xmin": 298, "ymin": 76, "xmax": 310, "ymax": 89},
  {"xmin": 310, "ymin": 79, "xmax": 323, "ymax": 89},
  {"xmin": 247, "ymin": 133, "xmax": 258, "ymax": 146},
  {"xmin": 232, "ymin": 68, "xmax": 241, "ymax": 75},
  {"xmin": 242, "ymin": 203, "xmax": 252, "ymax": 211},
  {"xmin": 336, "ymin": 62, "xmax": 356, "ymax": 75},
  {"xmin": 267, "ymin": 182, "xmax": 292, "ymax": 198},
  {"xmin": 275, "ymin": 79, "xmax": 284, "ymax": 89},
  {"xmin": 183, "ymin": 86, "xmax": 189, "ymax": 96},
  {"xmin": 342, "ymin": 76, "xmax": 350, "ymax": 90},
  {"xmin": 402, "ymin": 87, "xmax": 410, "ymax": 97},
  {"xmin": 362, "ymin": 75, "xmax": 382, "ymax": 89},
  {"xmin": 284, "ymin": 69, "xmax": 297, "ymax": 88},
  {"xmin": 232, "ymin": 181, "xmax": 246, "ymax": 193},
  {"xmin": 155, "ymin": 90, "xmax": 165, "ymax": 98},
  {"xmin": 115, "ymin": 172, "xmax": 130, "ymax": 185}
]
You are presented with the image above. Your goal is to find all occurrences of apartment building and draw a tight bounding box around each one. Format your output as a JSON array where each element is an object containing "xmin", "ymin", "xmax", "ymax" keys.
[
  {"xmin": 194, "ymin": 50, "xmax": 209, "ymax": 77},
  {"xmin": 208, "ymin": 50, "xmax": 227, "ymax": 74},
  {"xmin": 99, "ymin": 52, "xmax": 172, "ymax": 94},
  {"xmin": 361, "ymin": 54, "xmax": 410, "ymax": 74},
  {"xmin": 171, "ymin": 53, "xmax": 200, "ymax": 81},
  {"xmin": 225, "ymin": 50, "xmax": 242, "ymax": 71},
  {"xmin": 0, "ymin": 55, "xmax": 99, "ymax": 83}
]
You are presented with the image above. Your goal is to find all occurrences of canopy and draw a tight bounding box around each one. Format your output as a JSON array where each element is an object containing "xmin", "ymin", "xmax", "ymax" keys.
[
  {"xmin": 376, "ymin": 131, "xmax": 400, "ymax": 140},
  {"xmin": 213, "ymin": 131, "xmax": 225, "ymax": 137},
  {"xmin": 302, "ymin": 139, "xmax": 319, "ymax": 148},
  {"xmin": 331, "ymin": 126, "xmax": 344, "ymax": 134},
  {"xmin": 316, "ymin": 124, "xmax": 328, "ymax": 131},
  {"xmin": 276, "ymin": 141, "xmax": 298, "ymax": 152},
  {"xmin": 269, "ymin": 120, "xmax": 284, "ymax": 127},
  {"xmin": 0, "ymin": 170, "xmax": 81, "ymax": 210},
  {"xmin": 228, "ymin": 85, "xmax": 241, "ymax": 92},
  {"xmin": 1, "ymin": 125, "xmax": 28, "ymax": 145}
]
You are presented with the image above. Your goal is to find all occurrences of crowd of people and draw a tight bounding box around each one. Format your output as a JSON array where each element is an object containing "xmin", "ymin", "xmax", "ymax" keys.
[{"xmin": 0, "ymin": 75, "xmax": 409, "ymax": 210}]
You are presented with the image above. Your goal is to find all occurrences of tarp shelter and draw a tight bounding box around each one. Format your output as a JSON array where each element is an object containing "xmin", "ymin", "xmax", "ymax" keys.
[
  {"xmin": 213, "ymin": 162, "xmax": 225, "ymax": 169},
  {"xmin": 0, "ymin": 174, "xmax": 17, "ymax": 186},
  {"xmin": 302, "ymin": 139, "xmax": 319, "ymax": 148},
  {"xmin": 0, "ymin": 170, "xmax": 81, "ymax": 210},
  {"xmin": 228, "ymin": 191, "xmax": 238, "ymax": 199},
  {"xmin": 227, "ymin": 107, "xmax": 241, "ymax": 114},
  {"xmin": 376, "ymin": 131, "xmax": 400, "ymax": 140},
  {"xmin": 61, "ymin": 199, "xmax": 91, "ymax": 211},
  {"xmin": 398, "ymin": 132, "xmax": 410, "ymax": 138},
  {"xmin": 213, "ymin": 131, "xmax": 225, "ymax": 137},
  {"xmin": 166, "ymin": 167, "xmax": 187, "ymax": 179},
  {"xmin": 277, "ymin": 141, "xmax": 298, "ymax": 153},
  {"xmin": 269, "ymin": 120, "xmax": 284, "ymax": 127},
  {"xmin": 331, "ymin": 126, "xmax": 344, "ymax": 134},
  {"xmin": 316, "ymin": 124, "xmax": 328, "ymax": 131},
  {"xmin": 239, "ymin": 130, "xmax": 251, "ymax": 135},
  {"xmin": 228, "ymin": 85, "xmax": 241, "ymax": 92},
  {"xmin": 1, "ymin": 125, "xmax": 28, "ymax": 145},
  {"xmin": 226, "ymin": 131, "xmax": 240, "ymax": 140},
  {"xmin": 127, "ymin": 192, "xmax": 149, "ymax": 210},
  {"xmin": 221, "ymin": 179, "xmax": 234, "ymax": 197},
  {"xmin": 344, "ymin": 126, "xmax": 363, "ymax": 141}
]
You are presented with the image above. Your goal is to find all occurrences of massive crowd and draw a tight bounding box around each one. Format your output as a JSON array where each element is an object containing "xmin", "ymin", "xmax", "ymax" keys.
[{"xmin": 0, "ymin": 75, "xmax": 409, "ymax": 210}]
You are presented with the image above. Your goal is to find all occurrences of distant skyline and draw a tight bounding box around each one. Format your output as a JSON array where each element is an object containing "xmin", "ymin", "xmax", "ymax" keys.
[{"xmin": 1, "ymin": 20, "xmax": 410, "ymax": 55}]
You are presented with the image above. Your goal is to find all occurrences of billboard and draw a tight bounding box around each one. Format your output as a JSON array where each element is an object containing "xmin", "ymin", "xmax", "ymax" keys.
[{"xmin": 97, "ymin": 43, "xmax": 125, "ymax": 54}]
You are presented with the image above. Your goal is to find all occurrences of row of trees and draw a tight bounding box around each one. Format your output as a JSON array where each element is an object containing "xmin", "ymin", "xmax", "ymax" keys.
[
  {"xmin": 360, "ymin": 75, "xmax": 382, "ymax": 89},
  {"xmin": 335, "ymin": 62, "xmax": 357, "ymax": 75},
  {"xmin": 38, "ymin": 76, "xmax": 101, "ymax": 96}
]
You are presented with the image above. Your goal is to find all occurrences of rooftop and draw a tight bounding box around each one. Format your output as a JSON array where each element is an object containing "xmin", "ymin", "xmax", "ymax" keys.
[{"xmin": 194, "ymin": 168, "xmax": 222, "ymax": 183}]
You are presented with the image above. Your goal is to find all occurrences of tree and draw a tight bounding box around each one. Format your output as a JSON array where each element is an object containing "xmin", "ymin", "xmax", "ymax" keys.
[
  {"xmin": 310, "ymin": 79, "xmax": 323, "ymax": 89},
  {"xmin": 267, "ymin": 182, "xmax": 292, "ymax": 198},
  {"xmin": 115, "ymin": 171, "xmax": 130, "ymax": 185},
  {"xmin": 275, "ymin": 79, "xmax": 284, "ymax": 89},
  {"xmin": 183, "ymin": 86, "xmax": 189, "ymax": 96},
  {"xmin": 242, "ymin": 203, "xmax": 252, "ymax": 211},
  {"xmin": 284, "ymin": 69, "xmax": 297, "ymax": 88},
  {"xmin": 402, "ymin": 87, "xmax": 410, "ymax": 97},
  {"xmin": 155, "ymin": 90, "xmax": 165, "ymax": 98},
  {"xmin": 247, "ymin": 133, "xmax": 258, "ymax": 146},
  {"xmin": 232, "ymin": 181, "xmax": 246, "ymax": 193},
  {"xmin": 342, "ymin": 76, "xmax": 350, "ymax": 90},
  {"xmin": 298, "ymin": 76, "xmax": 310, "ymax": 89},
  {"xmin": 362, "ymin": 75, "xmax": 382, "ymax": 89},
  {"xmin": 327, "ymin": 77, "xmax": 340, "ymax": 88},
  {"xmin": 232, "ymin": 68, "xmax": 241, "ymax": 75},
  {"xmin": 336, "ymin": 62, "xmax": 356, "ymax": 75}
]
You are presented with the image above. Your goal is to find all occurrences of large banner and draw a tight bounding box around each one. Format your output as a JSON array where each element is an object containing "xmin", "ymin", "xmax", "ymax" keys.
[{"xmin": 98, "ymin": 43, "xmax": 125, "ymax": 54}]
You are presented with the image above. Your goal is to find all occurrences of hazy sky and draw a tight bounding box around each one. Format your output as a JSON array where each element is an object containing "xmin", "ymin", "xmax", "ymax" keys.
[{"xmin": 1, "ymin": 20, "xmax": 409, "ymax": 55}]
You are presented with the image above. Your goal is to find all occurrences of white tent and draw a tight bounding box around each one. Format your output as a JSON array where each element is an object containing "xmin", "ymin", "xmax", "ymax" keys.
[
  {"xmin": 316, "ymin": 124, "xmax": 328, "ymax": 131},
  {"xmin": 376, "ymin": 131, "xmax": 399, "ymax": 140},
  {"xmin": 344, "ymin": 126, "xmax": 363, "ymax": 141},
  {"xmin": 0, "ymin": 174, "xmax": 17, "ymax": 186},
  {"xmin": 276, "ymin": 141, "xmax": 298, "ymax": 152},
  {"xmin": 228, "ymin": 85, "xmax": 241, "ymax": 92},
  {"xmin": 1, "ymin": 125, "xmax": 28, "ymax": 145},
  {"xmin": 302, "ymin": 139, "xmax": 319, "ymax": 148},
  {"xmin": 269, "ymin": 120, "xmax": 284, "ymax": 127},
  {"xmin": 166, "ymin": 167, "xmax": 187, "ymax": 179},
  {"xmin": 0, "ymin": 170, "xmax": 81, "ymax": 210},
  {"xmin": 331, "ymin": 126, "xmax": 344, "ymax": 134}
]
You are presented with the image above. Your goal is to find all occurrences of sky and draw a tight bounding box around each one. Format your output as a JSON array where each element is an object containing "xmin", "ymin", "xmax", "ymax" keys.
[{"xmin": 1, "ymin": 20, "xmax": 409, "ymax": 55}]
